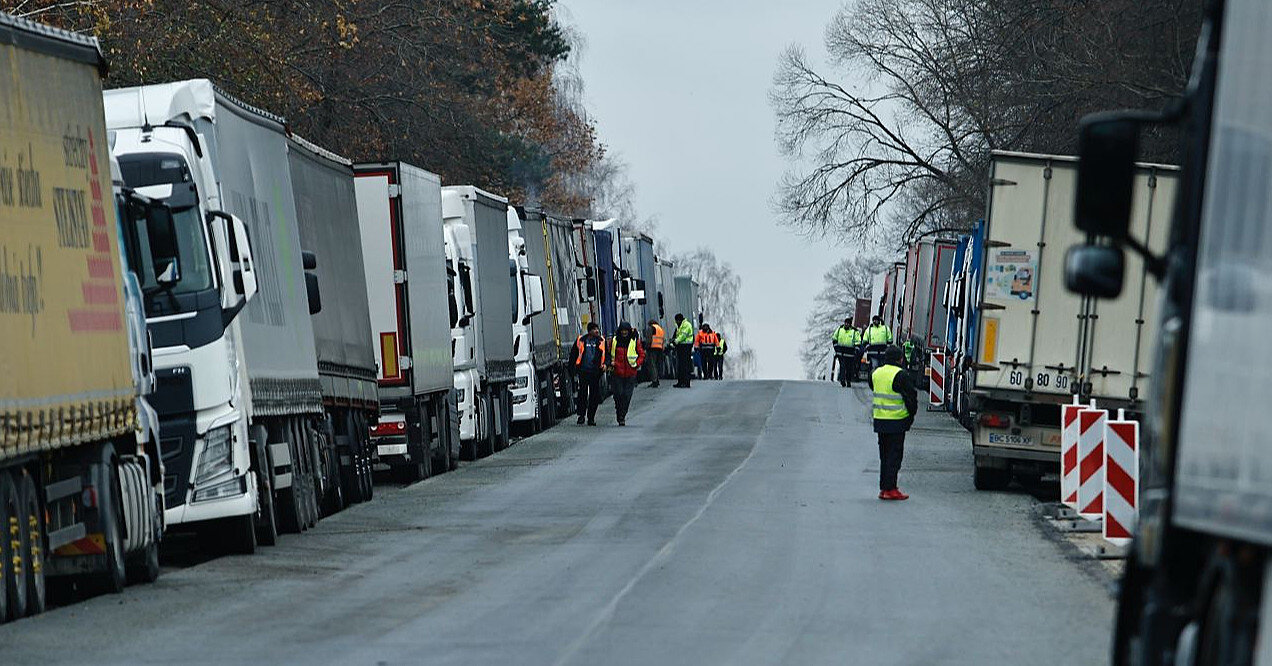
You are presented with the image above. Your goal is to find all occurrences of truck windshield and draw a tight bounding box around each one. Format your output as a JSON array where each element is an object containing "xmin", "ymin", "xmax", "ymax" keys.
[{"xmin": 117, "ymin": 153, "xmax": 215, "ymax": 297}]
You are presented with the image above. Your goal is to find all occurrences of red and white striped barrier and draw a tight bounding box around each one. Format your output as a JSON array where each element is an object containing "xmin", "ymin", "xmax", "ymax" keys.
[
  {"xmin": 1077, "ymin": 407, "xmax": 1108, "ymax": 521},
  {"xmin": 1103, "ymin": 409, "xmax": 1139, "ymax": 546},
  {"xmin": 1060, "ymin": 397, "xmax": 1084, "ymax": 509},
  {"xmin": 928, "ymin": 350, "xmax": 946, "ymax": 406}
]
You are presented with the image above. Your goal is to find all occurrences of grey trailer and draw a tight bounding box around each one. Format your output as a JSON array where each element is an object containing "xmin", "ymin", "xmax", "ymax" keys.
[
  {"xmin": 355, "ymin": 162, "xmax": 457, "ymax": 481},
  {"xmin": 289, "ymin": 135, "xmax": 378, "ymax": 503}
]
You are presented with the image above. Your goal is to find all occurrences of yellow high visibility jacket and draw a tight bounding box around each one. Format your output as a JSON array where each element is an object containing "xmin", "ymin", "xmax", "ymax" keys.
[
  {"xmin": 872, "ymin": 365, "xmax": 910, "ymax": 420},
  {"xmin": 674, "ymin": 319, "xmax": 694, "ymax": 344}
]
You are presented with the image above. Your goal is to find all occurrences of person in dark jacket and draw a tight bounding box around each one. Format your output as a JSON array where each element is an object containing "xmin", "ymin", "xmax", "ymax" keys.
[
  {"xmin": 871, "ymin": 345, "xmax": 918, "ymax": 500},
  {"xmin": 569, "ymin": 322, "xmax": 606, "ymax": 425},
  {"xmin": 609, "ymin": 322, "xmax": 646, "ymax": 426}
]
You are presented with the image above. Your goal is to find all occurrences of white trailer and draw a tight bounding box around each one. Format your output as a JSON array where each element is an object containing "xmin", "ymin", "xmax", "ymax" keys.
[{"xmin": 968, "ymin": 151, "xmax": 1175, "ymax": 489}]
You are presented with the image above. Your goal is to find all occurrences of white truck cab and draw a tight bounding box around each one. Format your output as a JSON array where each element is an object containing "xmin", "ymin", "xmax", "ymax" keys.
[
  {"xmin": 443, "ymin": 213, "xmax": 480, "ymax": 444},
  {"xmin": 105, "ymin": 85, "xmax": 261, "ymax": 547},
  {"xmin": 507, "ymin": 209, "xmax": 546, "ymax": 430}
]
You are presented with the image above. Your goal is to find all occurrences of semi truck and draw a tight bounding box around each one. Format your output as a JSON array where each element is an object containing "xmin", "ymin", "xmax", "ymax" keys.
[
  {"xmin": 354, "ymin": 162, "xmax": 458, "ymax": 480},
  {"xmin": 943, "ymin": 220, "xmax": 985, "ymax": 427},
  {"xmin": 442, "ymin": 186, "xmax": 514, "ymax": 458},
  {"xmin": 534, "ymin": 209, "xmax": 586, "ymax": 417},
  {"xmin": 289, "ymin": 136, "xmax": 377, "ymax": 503},
  {"xmin": 899, "ymin": 238, "xmax": 957, "ymax": 355},
  {"xmin": 1066, "ymin": 1, "xmax": 1272, "ymax": 660},
  {"xmin": 506, "ymin": 208, "xmax": 548, "ymax": 433},
  {"xmin": 0, "ymin": 12, "xmax": 168, "ymax": 620},
  {"xmin": 967, "ymin": 151, "xmax": 1175, "ymax": 490},
  {"xmin": 106, "ymin": 79, "xmax": 328, "ymax": 548}
]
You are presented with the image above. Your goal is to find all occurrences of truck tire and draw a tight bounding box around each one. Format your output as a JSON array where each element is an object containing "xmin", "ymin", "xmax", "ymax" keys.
[
  {"xmin": 125, "ymin": 491, "xmax": 161, "ymax": 585},
  {"xmin": 17, "ymin": 472, "xmax": 46, "ymax": 616},
  {"xmin": 89, "ymin": 460, "xmax": 127, "ymax": 596},
  {"xmin": 973, "ymin": 462, "xmax": 1012, "ymax": 491},
  {"xmin": 275, "ymin": 423, "xmax": 305, "ymax": 534},
  {"xmin": 1, "ymin": 472, "xmax": 19, "ymax": 621},
  {"xmin": 431, "ymin": 401, "xmax": 453, "ymax": 475},
  {"xmin": 252, "ymin": 432, "xmax": 279, "ymax": 547}
]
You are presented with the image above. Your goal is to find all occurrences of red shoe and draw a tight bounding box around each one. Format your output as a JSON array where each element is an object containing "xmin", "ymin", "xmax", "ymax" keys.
[
  {"xmin": 891, "ymin": 488, "xmax": 909, "ymax": 500},
  {"xmin": 878, "ymin": 490, "xmax": 889, "ymax": 500}
]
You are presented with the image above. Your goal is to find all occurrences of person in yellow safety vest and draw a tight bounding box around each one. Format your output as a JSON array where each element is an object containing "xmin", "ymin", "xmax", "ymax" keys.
[
  {"xmin": 863, "ymin": 315, "xmax": 894, "ymax": 371},
  {"xmin": 645, "ymin": 319, "xmax": 666, "ymax": 388},
  {"xmin": 831, "ymin": 317, "xmax": 862, "ymax": 387},
  {"xmin": 713, "ymin": 331, "xmax": 727, "ymax": 380},
  {"xmin": 608, "ymin": 322, "xmax": 646, "ymax": 426},
  {"xmin": 872, "ymin": 345, "xmax": 918, "ymax": 500},
  {"xmin": 672, "ymin": 314, "xmax": 695, "ymax": 388}
]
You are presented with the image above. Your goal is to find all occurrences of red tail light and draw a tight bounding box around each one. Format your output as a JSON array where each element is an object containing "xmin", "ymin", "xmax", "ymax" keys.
[
  {"xmin": 371, "ymin": 421, "xmax": 407, "ymax": 437},
  {"xmin": 979, "ymin": 413, "xmax": 1010, "ymax": 429}
]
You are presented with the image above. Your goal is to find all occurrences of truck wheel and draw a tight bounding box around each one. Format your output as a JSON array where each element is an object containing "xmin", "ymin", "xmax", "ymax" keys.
[
  {"xmin": 1, "ymin": 472, "xmax": 19, "ymax": 620},
  {"xmin": 17, "ymin": 472, "xmax": 46, "ymax": 615},
  {"xmin": 252, "ymin": 428, "xmax": 278, "ymax": 546},
  {"xmin": 125, "ymin": 492, "xmax": 161, "ymax": 585},
  {"xmin": 89, "ymin": 461, "xmax": 127, "ymax": 596},
  {"xmin": 973, "ymin": 462, "xmax": 1011, "ymax": 491},
  {"xmin": 275, "ymin": 429, "xmax": 305, "ymax": 534}
]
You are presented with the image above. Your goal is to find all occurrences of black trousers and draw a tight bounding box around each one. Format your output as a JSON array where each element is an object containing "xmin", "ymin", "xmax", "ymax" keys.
[
  {"xmin": 675, "ymin": 343, "xmax": 693, "ymax": 386},
  {"xmin": 877, "ymin": 431, "xmax": 906, "ymax": 491},
  {"xmin": 576, "ymin": 370, "xmax": 602, "ymax": 420},
  {"xmin": 713, "ymin": 355, "xmax": 723, "ymax": 379},
  {"xmin": 835, "ymin": 346, "xmax": 858, "ymax": 384},
  {"xmin": 612, "ymin": 375, "xmax": 637, "ymax": 421}
]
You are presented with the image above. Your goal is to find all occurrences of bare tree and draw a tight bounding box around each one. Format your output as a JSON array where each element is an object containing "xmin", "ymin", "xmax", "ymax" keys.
[
  {"xmin": 771, "ymin": 0, "xmax": 1201, "ymax": 245},
  {"xmin": 799, "ymin": 255, "xmax": 889, "ymax": 379},
  {"xmin": 670, "ymin": 248, "xmax": 756, "ymax": 379}
]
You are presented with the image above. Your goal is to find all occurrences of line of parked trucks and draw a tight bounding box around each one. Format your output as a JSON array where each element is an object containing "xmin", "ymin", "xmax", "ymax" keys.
[
  {"xmin": 0, "ymin": 11, "xmax": 704, "ymax": 622},
  {"xmin": 862, "ymin": 151, "xmax": 1173, "ymax": 491}
]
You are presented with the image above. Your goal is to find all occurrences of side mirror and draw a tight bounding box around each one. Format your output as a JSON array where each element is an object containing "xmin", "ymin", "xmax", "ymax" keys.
[
  {"xmin": 207, "ymin": 210, "xmax": 257, "ymax": 322},
  {"xmin": 302, "ymin": 250, "xmax": 318, "ymax": 270},
  {"xmin": 1065, "ymin": 245, "xmax": 1125, "ymax": 298},
  {"xmin": 527, "ymin": 274, "xmax": 546, "ymax": 316},
  {"xmin": 1075, "ymin": 114, "xmax": 1139, "ymax": 240},
  {"xmin": 306, "ymin": 272, "xmax": 322, "ymax": 315}
]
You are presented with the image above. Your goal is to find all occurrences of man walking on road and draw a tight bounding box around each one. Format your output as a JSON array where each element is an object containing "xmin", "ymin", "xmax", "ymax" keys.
[
  {"xmin": 673, "ymin": 313, "xmax": 695, "ymax": 388},
  {"xmin": 713, "ymin": 331, "xmax": 727, "ymax": 379},
  {"xmin": 872, "ymin": 345, "xmax": 917, "ymax": 500},
  {"xmin": 610, "ymin": 322, "xmax": 646, "ymax": 426},
  {"xmin": 570, "ymin": 322, "xmax": 606, "ymax": 425},
  {"xmin": 645, "ymin": 319, "xmax": 665, "ymax": 387}
]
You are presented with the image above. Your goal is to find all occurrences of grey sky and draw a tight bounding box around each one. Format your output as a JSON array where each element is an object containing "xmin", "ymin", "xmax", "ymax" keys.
[{"xmin": 560, "ymin": 1, "xmax": 845, "ymax": 379}]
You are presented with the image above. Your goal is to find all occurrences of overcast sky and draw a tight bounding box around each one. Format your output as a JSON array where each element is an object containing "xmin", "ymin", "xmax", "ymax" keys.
[{"xmin": 559, "ymin": 1, "xmax": 845, "ymax": 380}]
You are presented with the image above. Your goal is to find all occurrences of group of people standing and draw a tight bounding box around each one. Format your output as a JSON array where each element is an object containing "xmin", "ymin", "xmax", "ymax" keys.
[
  {"xmin": 568, "ymin": 313, "xmax": 729, "ymax": 427},
  {"xmin": 830, "ymin": 315, "xmax": 895, "ymax": 387}
]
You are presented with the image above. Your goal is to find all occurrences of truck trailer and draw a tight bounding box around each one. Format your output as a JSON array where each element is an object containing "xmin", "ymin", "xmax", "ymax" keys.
[
  {"xmin": 289, "ymin": 136, "xmax": 378, "ymax": 503},
  {"xmin": 1067, "ymin": 1, "xmax": 1272, "ymax": 659},
  {"xmin": 899, "ymin": 238, "xmax": 957, "ymax": 354},
  {"xmin": 442, "ymin": 187, "xmax": 515, "ymax": 458},
  {"xmin": 106, "ymin": 79, "xmax": 328, "ymax": 546},
  {"xmin": 968, "ymin": 151, "xmax": 1175, "ymax": 490},
  {"xmin": 353, "ymin": 162, "xmax": 457, "ymax": 481},
  {"xmin": 0, "ymin": 13, "xmax": 167, "ymax": 619}
]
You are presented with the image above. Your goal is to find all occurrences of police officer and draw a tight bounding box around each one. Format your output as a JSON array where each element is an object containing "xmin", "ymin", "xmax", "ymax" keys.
[
  {"xmin": 872, "ymin": 345, "xmax": 917, "ymax": 500},
  {"xmin": 831, "ymin": 318, "xmax": 861, "ymax": 387},
  {"xmin": 645, "ymin": 319, "xmax": 666, "ymax": 388},
  {"xmin": 672, "ymin": 313, "xmax": 695, "ymax": 388},
  {"xmin": 863, "ymin": 316, "xmax": 894, "ymax": 370}
]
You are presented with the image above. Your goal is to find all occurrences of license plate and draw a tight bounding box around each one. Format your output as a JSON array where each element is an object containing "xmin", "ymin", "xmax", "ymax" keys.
[{"xmin": 988, "ymin": 433, "xmax": 1033, "ymax": 445}]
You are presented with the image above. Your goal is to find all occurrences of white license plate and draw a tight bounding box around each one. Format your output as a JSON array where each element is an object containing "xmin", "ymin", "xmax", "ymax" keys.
[{"xmin": 988, "ymin": 433, "xmax": 1033, "ymax": 445}]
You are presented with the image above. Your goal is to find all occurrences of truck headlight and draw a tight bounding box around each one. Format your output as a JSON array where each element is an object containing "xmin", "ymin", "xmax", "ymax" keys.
[
  {"xmin": 192, "ymin": 476, "xmax": 246, "ymax": 503},
  {"xmin": 512, "ymin": 394, "xmax": 528, "ymax": 405},
  {"xmin": 193, "ymin": 425, "xmax": 234, "ymax": 485},
  {"xmin": 514, "ymin": 376, "xmax": 529, "ymax": 389},
  {"xmin": 456, "ymin": 388, "xmax": 466, "ymax": 403}
]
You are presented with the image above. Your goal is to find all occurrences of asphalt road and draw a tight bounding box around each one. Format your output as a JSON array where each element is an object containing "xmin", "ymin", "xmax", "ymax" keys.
[{"xmin": 2, "ymin": 380, "xmax": 1113, "ymax": 665}]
